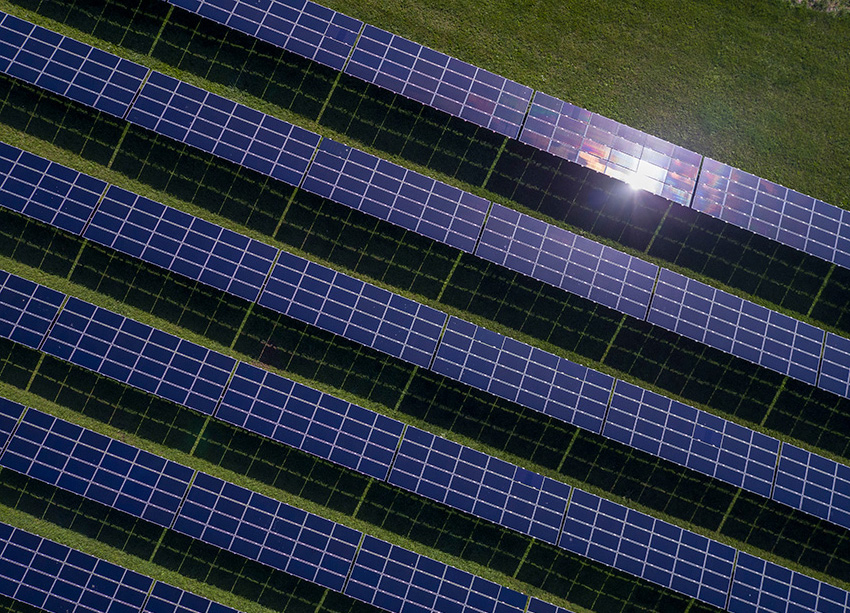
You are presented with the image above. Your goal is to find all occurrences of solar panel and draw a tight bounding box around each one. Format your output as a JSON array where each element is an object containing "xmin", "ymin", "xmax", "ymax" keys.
[
  {"xmin": 0, "ymin": 141, "xmax": 107, "ymax": 235},
  {"xmin": 0, "ymin": 522, "xmax": 153, "ymax": 613},
  {"xmin": 301, "ymin": 138, "xmax": 490, "ymax": 253},
  {"xmin": 647, "ymin": 268, "xmax": 825, "ymax": 386},
  {"xmin": 387, "ymin": 426, "xmax": 571, "ymax": 545},
  {"xmin": 84, "ymin": 185, "xmax": 279, "ymax": 303},
  {"xmin": 526, "ymin": 598, "xmax": 578, "ymax": 613},
  {"xmin": 431, "ymin": 316, "xmax": 615, "ymax": 434},
  {"xmin": 344, "ymin": 25, "xmax": 533, "ymax": 139},
  {"xmin": 258, "ymin": 251, "xmax": 448, "ymax": 367},
  {"xmin": 0, "ymin": 397, "xmax": 24, "ymax": 453},
  {"xmin": 344, "ymin": 535, "xmax": 529, "ymax": 613},
  {"xmin": 0, "ymin": 12, "xmax": 148, "ymax": 118},
  {"xmin": 0, "ymin": 270, "xmax": 65, "ymax": 350},
  {"xmin": 168, "ymin": 0, "xmax": 363, "ymax": 71},
  {"xmin": 144, "ymin": 581, "xmax": 242, "ymax": 613},
  {"xmin": 728, "ymin": 551, "xmax": 850, "ymax": 613},
  {"xmin": 0, "ymin": 407, "xmax": 195, "ymax": 527},
  {"xmin": 126, "ymin": 71, "xmax": 321, "ymax": 186},
  {"xmin": 772, "ymin": 443, "xmax": 850, "ymax": 532},
  {"xmin": 475, "ymin": 203, "xmax": 659, "ymax": 319},
  {"xmin": 216, "ymin": 361, "xmax": 405, "ymax": 480},
  {"xmin": 694, "ymin": 157, "xmax": 850, "ymax": 270},
  {"xmin": 559, "ymin": 488, "xmax": 735, "ymax": 609},
  {"xmin": 173, "ymin": 471, "xmax": 361, "ymax": 591},
  {"xmin": 519, "ymin": 92, "xmax": 702, "ymax": 206},
  {"xmin": 602, "ymin": 380, "xmax": 780, "ymax": 497},
  {"xmin": 818, "ymin": 333, "xmax": 850, "ymax": 400},
  {"xmin": 41, "ymin": 297, "xmax": 236, "ymax": 415}
]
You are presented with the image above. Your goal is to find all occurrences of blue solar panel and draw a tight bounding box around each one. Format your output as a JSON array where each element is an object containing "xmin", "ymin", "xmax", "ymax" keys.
[
  {"xmin": 41, "ymin": 297, "xmax": 236, "ymax": 415},
  {"xmin": 168, "ymin": 0, "xmax": 363, "ymax": 71},
  {"xmin": 0, "ymin": 141, "xmax": 107, "ymax": 235},
  {"xmin": 345, "ymin": 535, "xmax": 528, "ymax": 613},
  {"xmin": 126, "ymin": 71, "xmax": 321, "ymax": 186},
  {"xmin": 144, "ymin": 581, "xmax": 241, "ymax": 613},
  {"xmin": 301, "ymin": 138, "xmax": 491, "ymax": 253},
  {"xmin": 0, "ymin": 408, "xmax": 194, "ymax": 527},
  {"xmin": 217, "ymin": 361, "xmax": 405, "ymax": 480},
  {"xmin": 475, "ymin": 203, "xmax": 659, "ymax": 319},
  {"xmin": 388, "ymin": 426, "xmax": 571, "ymax": 545},
  {"xmin": 258, "ymin": 251, "xmax": 448, "ymax": 367},
  {"xmin": 0, "ymin": 270, "xmax": 65, "ymax": 350},
  {"xmin": 344, "ymin": 25, "xmax": 533, "ymax": 139},
  {"xmin": 602, "ymin": 380, "xmax": 780, "ymax": 497},
  {"xmin": 431, "ymin": 316, "xmax": 615, "ymax": 434},
  {"xmin": 772, "ymin": 443, "xmax": 850, "ymax": 532},
  {"xmin": 559, "ymin": 489, "xmax": 735, "ymax": 609},
  {"xmin": 519, "ymin": 92, "xmax": 702, "ymax": 206},
  {"xmin": 647, "ymin": 268, "xmax": 825, "ymax": 386},
  {"xmin": 173, "ymin": 472, "xmax": 361, "ymax": 591},
  {"xmin": 84, "ymin": 185, "xmax": 278, "ymax": 302},
  {"xmin": 0, "ymin": 12, "xmax": 148, "ymax": 118},
  {"xmin": 0, "ymin": 397, "xmax": 24, "ymax": 453},
  {"xmin": 694, "ymin": 157, "xmax": 850, "ymax": 270},
  {"xmin": 818, "ymin": 333, "xmax": 850, "ymax": 400},
  {"xmin": 728, "ymin": 551, "xmax": 850, "ymax": 613},
  {"xmin": 0, "ymin": 522, "xmax": 153, "ymax": 613}
]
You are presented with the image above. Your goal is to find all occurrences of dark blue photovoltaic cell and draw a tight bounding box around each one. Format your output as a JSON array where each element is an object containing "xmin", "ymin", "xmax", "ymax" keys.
[
  {"xmin": 728, "ymin": 552, "xmax": 850, "ymax": 613},
  {"xmin": 0, "ymin": 408, "xmax": 194, "ymax": 527},
  {"xmin": 0, "ymin": 141, "xmax": 107, "ymax": 235},
  {"xmin": 301, "ymin": 138, "xmax": 490, "ymax": 253},
  {"xmin": 818, "ymin": 333, "xmax": 850, "ymax": 400},
  {"xmin": 144, "ymin": 581, "xmax": 241, "ymax": 613},
  {"xmin": 0, "ymin": 270, "xmax": 65, "ymax": 350},
  {"xmin": 41, "ymin": 297, "xmax": 236, "ymax": 415},
  {"xmin": 126, "ymin": 71, "xmax": 321, "ymax": 186},
  {"xmin": 258, "ymin": 251, "xmax": 448, "ymax": 367},
  {"xmin": 173, "ymin": 472, "xmax": 361, "ymax": 591},
  {"xmin": 519, "ymin": 92, "xmax": 701, "ymax": 206},
  {"xmin": 602, "ymin": 380, "xmax": 780, "ymax": 497},
  {"xmin": 475, "ymin": 203, "xmax": 658, "ymax": 319},
  {"xmin": 648, "ymin": 268, "xmax": 825, "ymax": 386},
  {"xmin": 216, "ymin": 361, "xmax": 405, "ymax": 480},
  {"xmin": 84, "ymin": 185, "xmax": 278, "ymax": 302},
  {"xmin": 526, "ymin": 597, "xmax": 578, "ymax": 613},
  {"xmin": 168, "ymin": 0, "xmax": 363, "ymax": 71},
  {"xmin": 388, "ymin": 426, "xmax": 571, "ymax": 545},
  {"xmin": 559, "ymin": 489, "xmax": 735, "ymax": 609},
  {"xmin": 345, "ymin": 535, "xmax": 528, "ymax": 613},
  {"xmin": 431, "ymin": 316, "xmax": 614, "ymax": 433},
  {"xmin": 345, "ymin": 25, "xmax": 533, "ymax": 139},
  {"xmin": 0, "ymin": 522, "xmax": 153, "ymax": 613},
  {"xmin": 772, "ymin": 443, "xmax": 850, "ymax": 531},
  {"xmin": 0, "ymin": 397, "xmax": 24, "ymax": 452},
  {"xmin": 0, "ymin": 12, "xmax": 148, "ymax": 117}
]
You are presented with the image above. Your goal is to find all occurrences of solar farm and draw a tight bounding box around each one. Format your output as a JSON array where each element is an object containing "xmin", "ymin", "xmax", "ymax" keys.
[{"xmin": 0, "ymin": 1, "xmax": 848, "ymax": 612}]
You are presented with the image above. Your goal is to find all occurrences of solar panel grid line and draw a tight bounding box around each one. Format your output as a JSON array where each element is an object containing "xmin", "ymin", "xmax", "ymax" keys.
[
  {"xmin": 724, "ymin": 549, "xmax": 739, "ymax": 612},
  {"xmin": 122, "ymin": 65, "xmax": 154, "ymax": 122},
  {"xmin": 817, "ymin": 332, "xmax": 850, "ymax": 400},
  {"xmin": 167, "ymin": 468, "xmax": 201, "ymax": 531},
  {"xmin": 470, "ymin": 198, "xmax": 496, "ymax": 256},
  {"xmin": 643, "ymin": 265, "xmax": 663, "ymax": 322},
  {"xmin": 426, "ymin": 314, "xmax": 451, "ymax": 371},
  {"xmin": 0, "ymin": 269, "xmax": 67, "ymax": 351},
  {"xmin": 0, "ymin": 398, "xmax": 26, "ymax": 459}
]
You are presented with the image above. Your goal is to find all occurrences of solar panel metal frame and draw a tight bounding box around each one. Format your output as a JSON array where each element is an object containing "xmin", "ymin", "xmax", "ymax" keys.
[{"xmin": 0, "ymin": 270, "xmax": 65, "ymax": 350}]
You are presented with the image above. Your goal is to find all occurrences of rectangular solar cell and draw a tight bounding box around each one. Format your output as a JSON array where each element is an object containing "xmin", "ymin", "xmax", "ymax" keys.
[
  {"xmin": 168, "ymin": 0, "xmax": 363, "ymax": 71},
  {"xmin": 431, "ymin": 316, "xmax": 614, "ymax": 433},
  {"xmin": 345, "ymin": 25, "xmax": 533, "ymax": 139},
  {"xmin": 388, "ymin": 426, "xmax": 571, "ymax": 545},
  {"xmin": 41, "ymin": 296, "xmax": 236, "ymax": 415},
  {"xmin": 0, "ymin": 522, "xmax": 153, "ymax": 613},
  {"xmin": 173, "ymin": 472, "xmax": 361, "ymax": 591},
  {"xmin": 0, "ymin": 12, "xmax": 148, "ymax": 117},
  {"xmin": 144, "ymin": 581, "xmax": 241, "ymax": 613},
  {"xmin": 647, "ymin": 268, "xmax": 825, "ymax": 386},
  {"xmin": 475, "ymin": 203, "xmax": 658, "ymax": 319},
  {"xmin": 602, "ymin": 380, "xmax": 780, "ymax": 497},
  {"xmin": 258, "ymin": 251, "xmax": 448, "ymax": 367},
  {"xmin": 559, "ymin": 489, "xmax": 735, "ymax": 609},
  {"xmin": 0, "ymin": 141, "xmax": 107, "ymax": 235},
  {"xmin": 519, "ymin": 92, "xmax": 702, "ymax": 206},
  {"xmin": 818, "ymin": 333, "xmax": 850, "ymax": 400},
  {"xmin": 84, "ymin": 185, "xmax": 278, "ymax": 302},
  {"xmin": 217, "ymin": 361, "xmax": 405, "ymax": 480},
  {"xmin": 694, "ymin": 157, "xmax": 850, "ymax": 270},
  {"xmin": 0, "ymin": 397, "xmax": 24, "ymax": 453},
  {"xmin": 0, "ymin": 270, "xmax": 65, "ymax": 350},
  {"xmin": 0, "ymin": 408, "xmax": 195, "ymax": 527},
  {"xmin": 301, "ymin": 138, "xmax": 490, "ymax": 253},
  {"xmin": 126, "ymin": 71, "xmax": 321, "ymax": 186},
  {"xmin": 772, "ymin": 443, "xmax": 850, "ymax": 531},
  {"xmin": 728, "ymin": 551, "xmax": 850, "ymax": 613},
  {"xmin": 345, "ymin": 535, "xmax": 529, "ymax": 613}
]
